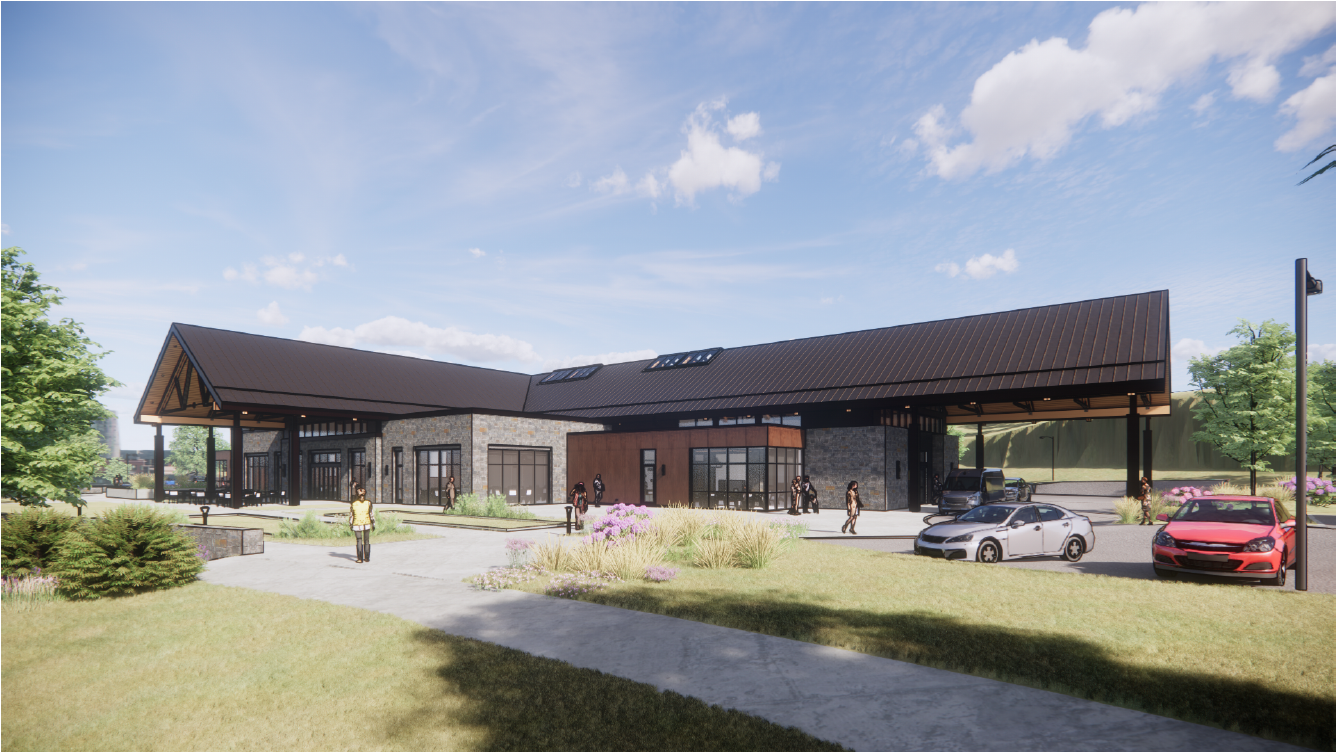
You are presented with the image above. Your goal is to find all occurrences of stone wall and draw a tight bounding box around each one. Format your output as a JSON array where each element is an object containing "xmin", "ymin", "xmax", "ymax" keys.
[
  {"xmin": 382, "ymin": 414, "xmax": 474, "ymax": 500},
  {"xmin": 471, "ymin": 414, "xmax": 606, "ymax": 502},
  {"xmin": 806, "ymin": 426, "xmax": 888, "ymax": 511},
  {"xmin": 886, "ymin": 426, "xmax": 909, "ymax": 510},
  {"xmin": 242, "ymin": 429, "xmax": 381, "ymax": 501}
]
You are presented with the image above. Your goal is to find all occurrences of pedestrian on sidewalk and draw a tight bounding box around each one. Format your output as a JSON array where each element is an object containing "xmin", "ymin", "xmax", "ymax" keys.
[
  {"xmin": 841, "ymin": 480, "xmax": 861, "ymax": 534},
  {"xmin": 444, "ymin": 475, "xmax": 457, "ymax": 513},
  {"xmin": 593, "ymin": 474, "xmax": 605, "ymax": 508},
  {"xmin": 570, "ymin": 481, "xmax": 589, "ymax": 530},
  {"xmin": 1138, "ymin": 476, "xmax": 1154, "ymax": 525},
  {"xmin": 789, "ymin": 475, "xmax": 802, "ymax": 516},
  {"xmin": 349, "ymin": 483, "xmax": 374, "ymax": 563},
  {"xmin": 802, "ymin": 475, "xmax": 818, "ymax": 514}
]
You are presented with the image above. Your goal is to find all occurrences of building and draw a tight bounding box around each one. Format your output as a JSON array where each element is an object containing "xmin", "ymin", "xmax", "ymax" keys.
[
  {"xmin": 134, "ymin": 291, "xmax": 1171, "ymax": 509},
  {"xmin": 93, "ymin": 411, "xmax": 120, "ymax": 459}
]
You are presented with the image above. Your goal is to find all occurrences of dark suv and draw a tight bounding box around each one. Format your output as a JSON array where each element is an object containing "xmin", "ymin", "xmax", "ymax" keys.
[{"xmin": 938, "ymin": 469, "xmax": 1007, "ymax": 513}]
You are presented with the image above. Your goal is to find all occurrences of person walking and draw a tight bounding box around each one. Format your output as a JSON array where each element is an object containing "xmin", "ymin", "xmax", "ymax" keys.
[
  {"xmin": 593, "ymin": 474, "xmax": 605, "ymax": 508},
  {"xmin": 801, "ymin": 475, "xmax": 818, "ymax": 514},
  {"xmin": 841, "ymin": 480, "xmax": 861, "ymax": 535},
  {"xmin": 444, "ymin": 475, "xmax": 457, "ymax": 513},
  {"xmin": 570, "ymin": 481, "xmax": 589, "ymax": 531},
  {"xmin": 349, "ymin": 483, "xmax": 374, "ymax": 563},
  {"xmin": 788, "ymin": 475, "xmax": 802, "ymax": 516},
  {"xmin": 1138, "ymin": 476, "xmax": 1154, "ymax": 525}
]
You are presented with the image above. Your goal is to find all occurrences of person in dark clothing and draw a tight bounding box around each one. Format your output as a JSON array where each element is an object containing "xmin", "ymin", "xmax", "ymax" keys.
[
  {"xmin": 1138, "ymin": 476, "xmax": 1154, "ymax": 524},
  {"xmin": 593, "ymin": 474, "xmax": 605, "ymax": 508},
  {"xmin": 801, "ymin": 476, "xmax": 818, "ymax": 514},
  {"xmin": 841, "ymin": 480, "xmax": 861, "ymax": 535},
  {"xmin": 570, "ymin": 481, "xmax": 589, "ymax": 530}
]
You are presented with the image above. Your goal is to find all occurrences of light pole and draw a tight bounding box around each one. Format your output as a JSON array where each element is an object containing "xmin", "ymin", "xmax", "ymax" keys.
[
  {"xmin": 1295, "ymin": 258, "xmax": 1323, "ymax": 592},
  {"xmin": 1039, "ymin": 435, "xmax": 1055, "ymax": 482}
]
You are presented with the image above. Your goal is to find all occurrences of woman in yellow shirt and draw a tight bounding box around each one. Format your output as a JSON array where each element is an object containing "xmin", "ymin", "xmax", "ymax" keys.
[{"xmin": 349, "ymin": 484, "xmax": 374, "ymax": 563}]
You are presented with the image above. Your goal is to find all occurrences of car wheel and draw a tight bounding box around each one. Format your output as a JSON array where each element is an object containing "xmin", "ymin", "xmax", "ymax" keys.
[
  {"xmin": 977, "ymin": 540, "xmax": 1001, "ymax": 563},
  {"xmin": 1265, "ymin": 551, "xmax": 1287, "ymax": 588},
  {"xmin": 1062, "ymin": 537, "xmax": 1084, "ymax": 562}
]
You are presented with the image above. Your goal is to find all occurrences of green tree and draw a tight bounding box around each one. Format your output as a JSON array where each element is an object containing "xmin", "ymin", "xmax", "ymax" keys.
[
  {"xmin": 1308, "ymin": 359, "xmax": 1335, "ymax": 477},
  {"xmin": 167, "ymin": 426, "xmax": 228, "ymax": 480},
  {"xmin": 1188, "ymin": 320, "xmax": 1296, "ymax": 494},
  {"xmin": 1, "ymin": 247, "xmax": 119, "ymax": 508},
  {"xmin": 946, "ymin": 425, "xmax": 970, "ymax": 462},
  {"xmin": 101, "ymin": 456, "xmax": 133, "ymax": 485}
]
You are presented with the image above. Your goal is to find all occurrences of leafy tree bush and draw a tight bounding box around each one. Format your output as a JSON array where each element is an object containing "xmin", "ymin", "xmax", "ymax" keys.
[
  {"xmin": 1, "ymin": 507, "xmax": 82, "ymax": 575},
  {"xmin": 1307, "ymin": 359, "xmax": 1335, "ymax": 476},
  {"xmin": 2, "ymin": 247, "xmax": 119, "ymax": 508},
  {"xmin": 130, "ymin": 474, "xmax": 155, "ymax": 490},
  {"xmin": 50, "ymin": 505, "xmax": 203, "ymax": 599},
  {"xmin": 167, "ymin": 426, "xmax": 228, "ymax": 481}
]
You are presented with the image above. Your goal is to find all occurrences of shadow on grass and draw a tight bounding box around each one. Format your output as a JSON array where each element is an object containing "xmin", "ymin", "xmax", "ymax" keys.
[
  {"xmin": 389, "ymin": 629, "xmax": 849, "ymax": 752},
  {"xmin": 575, "ymin": 586, "xmax": 1332, "ymax": 750}
]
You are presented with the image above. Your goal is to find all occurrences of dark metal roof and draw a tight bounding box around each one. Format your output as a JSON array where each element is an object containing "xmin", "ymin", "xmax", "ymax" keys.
[
  {"xmin": 521, "ymin": 291, "xmax": 1170, "ymax": 419},
  {"xmin": 166, "ymin": 323, "xmax": 532, "ymax": 416}
]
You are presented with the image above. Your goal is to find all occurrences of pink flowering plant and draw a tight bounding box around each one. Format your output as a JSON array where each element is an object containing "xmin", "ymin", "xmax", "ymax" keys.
[
  {"xmin": 644, "ymin": 565, "xmax": 678, "ymax": 582},
  {"xmin": 545, "ymin": 570, "xmax": 622, "ymax": 598},
  {"xmin": 472, "ymin": 564, "xmax": 545, "ymax": 591},
  {"xmin": 583, "ymin": 503, "xmax": 655, "ymax": 547},
  {"xmin": 2, "ymin": 569, "xmax": 63, "ymax": 611},
  {"xmin": 1280, "ymin": 477, "xmax": 1336, "ymax": 506},
  {"xmin": 1163, "ymin": 486, "xmax": 1213, "ymax": 505},
  {"xmin": 504, "ymin": 537, "xmax": 533, "ymax": 568}
]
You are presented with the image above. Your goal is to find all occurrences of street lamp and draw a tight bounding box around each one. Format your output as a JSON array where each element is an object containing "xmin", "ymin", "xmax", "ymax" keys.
[
  {"xmin": 1039, "ymin": 435, "xmax": 1055, "ymax": 482},
  {"xmin": 1295, "ymin": 258, "xmax": 1323, "ymax": 592}
]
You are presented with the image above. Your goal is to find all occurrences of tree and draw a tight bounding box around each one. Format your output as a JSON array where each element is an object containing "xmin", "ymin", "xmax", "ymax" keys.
[
  {"xmin": 1, "ymin": 247, "xmax": 119, "ymax": 508},
  {"xmin": 1308, "ymin": 360, "xmax": 1335, "ymax": 477},
  {"xmin": 946, "ymin": 425, "xmax": 970, "ymax": 462},
  {"xmin": 1298, "ymin": 144, "xmax": 1335, "ymax": 185},
  {"xmin": 1188, "ymin": 320, "xmax": 1296, "ymax": 494},
  {"xmin": 101, "ymin": 456, "xmax": 133, "ymax": 485},
  {"xmin": 168, "ymin": 426, "xmax": 228, "ymax": 480}
]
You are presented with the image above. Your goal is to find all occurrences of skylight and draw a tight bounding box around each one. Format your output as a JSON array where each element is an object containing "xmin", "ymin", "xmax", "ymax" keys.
[
  {"xmin": 643, "ymin": 347, "xmax": 722, "ymax": 372},
  {"xmin": 539, "ymin": 364, "xmax": 602, "ymax": 384}
]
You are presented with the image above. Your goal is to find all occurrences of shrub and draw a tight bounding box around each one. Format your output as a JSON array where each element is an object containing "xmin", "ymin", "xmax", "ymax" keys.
[
  {"xmin": 277, "ymin": 512, "xmax": 351, "ymax": 540},
  {"xmin": 1114, "ymin": 490, "xmax": 1171, "ymax": 524},
  {"xmin": 732, "ymin": 522, "xmax": 785, "ymax": 569},
  {"xmin": 50, "ymin": 505, "xmax": 204, "ymax": 600},
  {"xmin": 584, "ymin": 503, "xmax": 655, "ymax": 546},
  {"xmin": 372, "ymin": 511, "xmax": 414, "ymax": 535},
  {"xmin": 1, "ymin": 570, "xmax": 64, "ymax": 611},
  {"xmin": 472, "ymin": 564, "xmax": 544, "ymax": 591},
  {"xmin": 444, "ymin": 493, "xmax": 538, "ymax": 520},
  {"xmin": 504, "ymin": 538, "xmax": 532, "ymax": 568},
  {"xmin": 130, "ymin": 474, "xmax": 155, "ymax": 490},
  {"xmin": 1280, "ymin": 476, "xmax": 1336, "ymax": 506},
  {"xmin": 1, "ymin": 507, "xmax": 82, "ymax": 576},
  {"xmin": 693, "ymin": 537, "xmax": 735, "ymax": 569},
  {"xmin": 544, "ymin": 571, "xmax": 621, "ymax": 598}
]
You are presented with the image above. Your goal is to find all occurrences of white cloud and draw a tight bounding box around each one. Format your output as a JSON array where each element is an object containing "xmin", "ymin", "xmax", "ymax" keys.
[
  {"xmin": 916, "ymin": 3, "xmax": 1336, "ymax": 178},
  {"xmin": 935, "ymin": 249, "xmax": 1019, "ymax": 280},
  {"xmin": 469, "ymin": 248, "xmax": 487, "ymax": 258},
  {"xmin": 1276, "ymin": 73, "xmax": 1336, "ymax": 152},
  {"xmin": 1171, "ymin": 338, "xmax": 1225, "ymax": 362},
  {"xmin": 257, "ymin": 301, "xmax": 289, "ymax": 326},
  {"xmin": 1300, "ymin": 46, "xmax": 1335, "ymax": 77},
  {"xmin": 223, "ymin": 254, "xmax": 349, "ymax": 290},
  {"xmin": 223, "ymin": 264, "xmax": 258, "ymax": 282},
  {"xmin": 726, "ymin": 112, "xmax": 761, "ymax": 140},
  {"xmin": 1, "ymin": 224, "xmax": 10, "ymax": 235},
  {"xmin": 543, "ymin": 349, "xmax": 657, "ymax": 371},
  {"xmin": 1311, "ymin": 343, "xmax": 1336, "ymax": 362},
  {"xmin": 299, "ymin": 316, "xmax": 541, "ymax": 363},
  {"xmin": 668, "ymin": 102, "xmax": 779, "ymax": 205},
  {"xmin": 1190, "ymin": 91, "xmax": 1216, "ymax": 115},
  {"xmin": 593, "ymin": 167, "xmax": 631, "ymax": 194},
  {"xmin": 566, "ymin": 171, "xmax": 583, "ymax": 188}
]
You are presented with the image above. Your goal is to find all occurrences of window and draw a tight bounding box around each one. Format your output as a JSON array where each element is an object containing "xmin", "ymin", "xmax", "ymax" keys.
[
  {"xmin": 349, "ymin": 449, "xmax": 367, "ymax": 493},
  {"xmin": 308, "ymin": 451, "xmax": 342, "ymax": 501},
  {"xmin": 244, "ymin": 454, "xmax": 268, "ymax": 492},
  {"xmin": 299, "ymin": 421, "xmax": 373, "ymax": 438},
  {"xmin": 691, "ymin": 446, "xmax": 787, "ymax": 510},
  {"xmin": 392, "ymin": 448, "xmax": 404, "ymax": 503},
  {"xmin": 678, "ymin": 418, "xmax": 714, "ymax": 428},
  {"xmin": 488, "ymin": 447, "xmax": 551, "ymax": 504},
  {"xmin": 644, "ymin": 347, "xmax": 722, "ymax": 372},
  {"xmin": 761, "ymin": 414, "xmax": 802, "ymax": 426},
  {"xmin": 718, "ymin": 416, "xmax": 755, "ymax": 426},
  {"xmin": 640, "ymin": 449, "xmax": 656, "ymax": 504},
  {"xmin": 417, "ymin": 446, "xmax": 461, "ymax": 505},
  {"xmin": 539, "ymin": 364, "xmax": 602, "ymax": 384},
  {"xmin": 216, "ymin": 459, "xmax": 230, "ymax": 484}
]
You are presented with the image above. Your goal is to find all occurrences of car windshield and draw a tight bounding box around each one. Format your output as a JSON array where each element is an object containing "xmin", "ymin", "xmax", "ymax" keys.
[
  {"xmin": 944, "ymin": 475, "xmax": 980, "ymax": 492},
  {"xmin": 955, "ymin": 505, "xmax": 1014, "ymax": 524},
  {"xmin": 1170, "ymin": 499, "xmax": 1276, "ymax": 526}
]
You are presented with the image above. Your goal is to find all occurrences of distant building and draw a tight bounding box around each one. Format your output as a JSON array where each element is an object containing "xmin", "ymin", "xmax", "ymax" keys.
[{"xmin": 93, "ymin": 411, "xmax": 120, "ymax": 459}]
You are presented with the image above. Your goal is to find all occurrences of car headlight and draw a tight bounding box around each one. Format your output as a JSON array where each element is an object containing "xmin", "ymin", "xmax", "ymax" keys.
[
  {"xmin": 945, "ymin": 533, "xmax": 974, "ymax": 543},
  {"xmin": 1154, "ymin": 530, "xmax": 1176, "ymax": 547},
  {"xmin": 1243, "ymin": 536, "xmax": 1275, "ymax": 553}
]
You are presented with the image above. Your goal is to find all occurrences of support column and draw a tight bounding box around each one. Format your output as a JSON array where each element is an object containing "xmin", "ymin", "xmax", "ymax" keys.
[
  {"xmin": 288, "ymin": 417, "xmax": 302, "ymax": 506},
  {"xmin": 205, "ymin": 427, "xmax": 216, "ymax": 502},
  {"xmin": 1142, "ymin": 416, "xmax": 1153, "ymax": 488},
  {"xmin": 231, "ymin": 414, "xmax": 244, "ymax": 508},
  {"xmin": 975, "ymin": 422, "xmax": 985, "ymax": 470},
  {"xmin": 1127, "ymin": 396, "xmax": 1140, "ymax": 499},
  {"xmin": 908, "ymin": 409, "xmax": 921, "ymax": 513},
  {"xmin": 153, "ymin": 425, "xmax": 165, "ymax": 502}
]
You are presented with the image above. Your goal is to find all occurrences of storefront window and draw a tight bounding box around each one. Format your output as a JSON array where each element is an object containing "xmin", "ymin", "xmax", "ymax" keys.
[
  {"xmin": 488, "ymin": 448, "xmax": 551, "ymax": 504},
  {"xmin": 690, "ymin": 446, "xmax": 791, "ymax": 510},
  {"xmin": 416, "ymin": 446, "xmax": 461, "ymax": 505}
]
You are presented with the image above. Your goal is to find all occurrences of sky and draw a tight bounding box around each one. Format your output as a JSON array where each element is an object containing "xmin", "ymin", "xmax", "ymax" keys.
[{"xmin": 3, "ymin": 2, "xmax": 1335, "ymax": 450}]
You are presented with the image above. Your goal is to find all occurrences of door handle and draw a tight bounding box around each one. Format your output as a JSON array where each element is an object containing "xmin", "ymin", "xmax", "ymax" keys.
[
  {"xmin": 1063, "ymin": 522, "xmax": 1070, "ymax": 527},
  {"xmin": 1033, "ymin": 525, "xmax": 1041, "ymax": 530}
]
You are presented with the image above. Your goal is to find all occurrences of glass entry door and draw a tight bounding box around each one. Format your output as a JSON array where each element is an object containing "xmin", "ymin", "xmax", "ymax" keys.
[
  {"xmin": 308, "ymin": 451, "xmax": 342, "ymax": 500},
  {"xmin": 416, "ymin": 446, "xmax": 461, "ymax": 505},
  {"xmin": 640, "ymin": 449, "xmax": 656, "ymax": 504}
]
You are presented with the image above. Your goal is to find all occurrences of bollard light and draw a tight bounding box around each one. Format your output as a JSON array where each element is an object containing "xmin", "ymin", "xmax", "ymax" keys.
[{"xmin": 200, "ymin": 505, "xmax": 211, "ymax": 526}]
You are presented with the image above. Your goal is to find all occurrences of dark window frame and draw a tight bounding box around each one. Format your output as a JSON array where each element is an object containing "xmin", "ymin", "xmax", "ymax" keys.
[
  {"xmin": 415, "ymin": 444, "xmax": 462, "ymax": 506},
  {"xmin": 643, "ymin": 347, "xmax": 722, "ymax": 372},
  {"xmin": 487, "ymin": 445, "xmax": 553, "ymax": 504}
]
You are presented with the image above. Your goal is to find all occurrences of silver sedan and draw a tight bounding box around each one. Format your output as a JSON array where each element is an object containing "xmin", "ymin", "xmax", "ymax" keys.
[{"xmin": 914, "ymin": 502, "xmax": 1096, "ymax": 563}]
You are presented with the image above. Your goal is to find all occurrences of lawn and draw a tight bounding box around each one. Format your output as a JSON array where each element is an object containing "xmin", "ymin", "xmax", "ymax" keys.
[
  {"xmin": 365, "ymin": 511, "xmax": 562, "ymax": 530},
  {"xmin": 513, "ymin": 541, "xmax": 1335, "ymax": 749},
  {"xmin": 1, "ymin": 583, "xmax": 846, "ymax": 752},
  {"xmin": 178, "ymin": 514, "xmax": 439, "ymax": 546}
]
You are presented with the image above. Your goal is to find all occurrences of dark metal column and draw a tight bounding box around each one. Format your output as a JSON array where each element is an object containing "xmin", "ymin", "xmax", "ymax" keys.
[
  {"xmin": 908, "ymin": 409, "xmax": 921, "ymax": 513},
  {"xmin": 1295, "ymin": 258, "xmax": 1322, "ymax": 592},
  {"xmin": 288, "ymin": 417, "xmax": 302, "ymax": 506},
  {"xmin": 205, "ymin": 427, "xmax": 216, "ymax": 502},
  {"xmin": 1142, "ymin": 416, "xmax": 1153, "ymax": 487},
  {"xmin": 975, "ymin": 422, "xmax": 985, "ymax": 470},
  {"xmin": 1127, "ymin": 396, "xmax": 1140, "ymax": 498},
  {"xmin": 230, "ymin": 414, "xmax": 243, "ymax": 508},
  {"xmin": 153, "ymin": 425, "xmax": 165, "ymax": 502}
]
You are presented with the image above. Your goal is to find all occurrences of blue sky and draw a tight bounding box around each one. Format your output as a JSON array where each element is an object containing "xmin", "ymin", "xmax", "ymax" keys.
[{"xmin": 4, "ymin": 2, "xmax": 1334, "ymax": 450}]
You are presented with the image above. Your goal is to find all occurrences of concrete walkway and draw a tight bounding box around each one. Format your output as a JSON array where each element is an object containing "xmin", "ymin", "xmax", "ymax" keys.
[{"xmin": 200, "ymin": 526, "xmax": 1306, "ymax": 752}]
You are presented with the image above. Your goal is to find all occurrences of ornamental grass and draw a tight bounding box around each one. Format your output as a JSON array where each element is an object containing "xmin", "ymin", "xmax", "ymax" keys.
[{"xmin": 1, "ymin": 570, "xmax": 64, "ymax": 611}]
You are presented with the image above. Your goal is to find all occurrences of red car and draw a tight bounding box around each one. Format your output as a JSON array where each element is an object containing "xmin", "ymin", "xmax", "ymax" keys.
[{"xmin": 1151, "ymin": 495, "xmax": 1296, "ymax": 586}]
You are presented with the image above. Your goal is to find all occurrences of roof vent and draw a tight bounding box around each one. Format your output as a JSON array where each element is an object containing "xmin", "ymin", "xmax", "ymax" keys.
[
  {"xmin": 643, "ymin": 348, "xmax": 722, "ymax": 373},
  {"xmin": 539, "ymin": 364, "xmax": 602, "ymax": 385}
]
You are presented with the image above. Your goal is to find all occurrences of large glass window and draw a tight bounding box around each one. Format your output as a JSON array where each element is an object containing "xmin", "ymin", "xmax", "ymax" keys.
[
  {"xmin": 690, "ymin": 446, "xmax": 783, "ymax": 510},
  {"xmin": 641, "ymin": 449, "xmax": 656, "ymax": 504},
  {"xmin": 308, "ymin": 451, "xmax": 342, "ymax": 500},
  {"xmin": 349, "ymin": 449, "xmax": 367, "ymax": 493},
  {"xmin": 761, "ymin": 414, "xmax": 802, "ymax": 426},
  {"xmin": 244, "ymin": 454, "xmax": 268, "ymax": 492},
  {"xmin": 488, "ymin": 448, "xmax": 551, "ymax": 504},
  {"xmin": 417, "ymin": 446, "xmax": 462, "ymax": 505}
]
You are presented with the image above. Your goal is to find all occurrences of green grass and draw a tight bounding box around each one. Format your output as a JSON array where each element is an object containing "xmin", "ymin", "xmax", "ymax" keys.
[
  {"xmin": 364, "ymin": 511, "xmax": 559, "ymax": 529},
  {"xmin": 514, "ymin": 542, "xmax": 1335, "ymax": 749},
  {"xmin": 1, "ymin": 583, "xmax": 846, "ymax": 752}
]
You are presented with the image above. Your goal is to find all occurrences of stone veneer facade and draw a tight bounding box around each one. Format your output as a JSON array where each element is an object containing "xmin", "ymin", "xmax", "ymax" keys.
[
  {"xmin": 241, "ymin": 413, "xmax": 604, "ymax": 504},
  {"xmin": 806, "ymin": 425, "xmax": 953, "ymax": 511}
]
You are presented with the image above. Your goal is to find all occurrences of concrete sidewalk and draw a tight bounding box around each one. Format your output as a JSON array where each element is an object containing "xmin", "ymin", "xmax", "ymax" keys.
[{"xmin": 200, "ymin": 530, "xmax": 1304, "ymax": 752}]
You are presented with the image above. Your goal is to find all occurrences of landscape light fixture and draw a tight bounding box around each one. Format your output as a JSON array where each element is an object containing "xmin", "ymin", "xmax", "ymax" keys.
[{"xmin": 1295, "ymin": 258, "xmax": 1324, "ymax": 592}]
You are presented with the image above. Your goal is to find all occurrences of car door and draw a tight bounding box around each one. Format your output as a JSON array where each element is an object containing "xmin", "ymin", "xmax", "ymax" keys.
[
  {"xmin": 1006, "ymin": 506, "xmax": 1044, "ymax": 557},
  {"xmin": 1037, "ymin": 505, "xmax": 1070, "ymax": 553}
]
